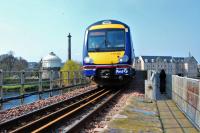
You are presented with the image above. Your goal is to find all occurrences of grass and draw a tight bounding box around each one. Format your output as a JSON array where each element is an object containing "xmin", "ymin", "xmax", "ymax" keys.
[
  {"xmin": 2, "ymin": 85, "xmax": 39, "ymax": 91},
  {"xmin": 2, "ymin": 82, "xmax": 51, "ymax": 92}
]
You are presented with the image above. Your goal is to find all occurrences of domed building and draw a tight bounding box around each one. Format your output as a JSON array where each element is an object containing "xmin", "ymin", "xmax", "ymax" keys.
[{"xmin": 41, "ymin": 52, "xmax": 62, "ymax": 79}]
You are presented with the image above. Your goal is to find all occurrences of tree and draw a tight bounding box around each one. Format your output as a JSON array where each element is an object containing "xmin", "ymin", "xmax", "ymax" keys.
[
  {"xmin": 60, "ymin": 60, "xmax": 81, "ymax": 85},
  {"xmin": 0, "ymin": 51, "xmax": 28, "ymax": 71},
  {"xmin": 0, "ymin": 53, "xmax": 16, "ymax": 71},
  {"xmin": 15, "ymin": 57, "xmax": 28, "ymax": 71}
]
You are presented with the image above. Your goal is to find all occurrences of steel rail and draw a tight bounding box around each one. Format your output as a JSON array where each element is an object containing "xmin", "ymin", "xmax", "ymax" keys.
[
  {"xmin": 0, "ymin": 86, "xmax": 97, "ymax": 131},
  {"xmin": 8, "ymin": 89, "xmax": 106, "ymax": 133},
  {"xmin": 66, "ymin": 89, "xmax": 121, "ymax": 132},
  {"xmin": 31, "ymin": 90, "xmax": 110, "ymax": 133}
]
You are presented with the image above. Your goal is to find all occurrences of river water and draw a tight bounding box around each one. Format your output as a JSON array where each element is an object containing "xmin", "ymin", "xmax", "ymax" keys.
[{"xmin": 1, "ymin": 90, "xmax": 60, "ymax": 110}]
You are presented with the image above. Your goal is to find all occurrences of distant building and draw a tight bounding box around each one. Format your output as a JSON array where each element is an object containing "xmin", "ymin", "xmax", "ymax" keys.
[
  {"xmin": 134, "ymin": 55, "xmax": 198, "ymax": 78},
  {"xmin": 198, "ymin": 64, "xmax": 200, "ymax": 73},
  {"xmin": 28, "ymin": 62, "xmax": 39, "ymax": 70},
  {"xmin": 41, "ymin": 52, "xmax": 62, "ymax": 79}
]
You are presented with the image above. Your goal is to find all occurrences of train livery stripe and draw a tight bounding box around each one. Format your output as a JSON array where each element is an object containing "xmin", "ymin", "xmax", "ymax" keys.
[
  {"xmin": 89, "ymin": 24, "xmax": 125, "ymax": 30},
  {"xmin": 88, "ymin": 51, "xmax": 125, "ymax": 64}
]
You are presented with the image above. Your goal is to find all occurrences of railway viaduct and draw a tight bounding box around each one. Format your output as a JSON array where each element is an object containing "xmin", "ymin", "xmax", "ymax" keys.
[{"xmin": 0, "ymin": 70, "xmax": 199, "ymax": 132}]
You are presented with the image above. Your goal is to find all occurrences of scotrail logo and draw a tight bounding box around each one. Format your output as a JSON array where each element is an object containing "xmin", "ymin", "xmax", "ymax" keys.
[{"xmin": 116, "ymin": 68, "xmax": 128, "ymax": 75}]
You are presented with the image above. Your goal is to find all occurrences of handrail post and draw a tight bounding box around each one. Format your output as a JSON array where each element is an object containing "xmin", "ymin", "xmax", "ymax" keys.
[
  {"xmin": 59, "ymin": 71, "xmax": 62, "ymax": 88},
  {"xmin": 20, "ymin": 70, "xmax": 25, "ymax": 105},
  {"xmin": 20, "ymin": 71, "xmax": 25, "ymax": 94},
  {"xmin": 0, "ymin": 70, "xmax": 3, "ymax": 109},
  {"xmin": 78, "ymin": 71, "xmax": 81, "ymax": 84},
  {"xmin": 39, "ymin": 71, "xmax": 43, "ymax": 92},
  {"xmin": 81, "ymin": 71, "xmax": 84, "ymax": 84},
  {"xmin": 59, "ymin": 71, "xmax": 63, "ymax": 94},
  {"xmin": 50, "ymin": 70, "xmax": 53, "ymax": 97},
  {"xmin": 67, "ymin": 71, "xmax": 70, "ymax": 86},
  {"xmin": 74, "ymin": 71, "xmax": 77, "ymax": 85},
  {"xmin": 39, "ymin": 71, "xmax": 42, "ymax": 99}
]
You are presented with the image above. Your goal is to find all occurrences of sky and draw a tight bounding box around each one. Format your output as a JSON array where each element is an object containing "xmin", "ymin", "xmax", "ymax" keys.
[{"xmin": 0, "ymin": 0, "xmax": 200, "ymax": 63}]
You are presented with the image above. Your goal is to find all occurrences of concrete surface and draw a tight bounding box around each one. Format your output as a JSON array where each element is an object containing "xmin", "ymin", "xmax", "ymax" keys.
[{"xmin": 104, "ymin": 95, "xmax": 199, "ymax": 133}]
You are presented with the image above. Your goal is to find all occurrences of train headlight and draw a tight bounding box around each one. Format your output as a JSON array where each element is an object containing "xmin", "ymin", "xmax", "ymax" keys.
[
  {"xmin": 119, "ymin": 55, "xmax": 129, "ymax": 63},
  {"xmin": 84, "ymin": 57, "xmax": 93, "ymax": 64}
]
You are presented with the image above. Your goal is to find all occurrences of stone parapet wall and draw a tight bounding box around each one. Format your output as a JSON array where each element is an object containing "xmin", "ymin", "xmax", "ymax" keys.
[
  {"xmin": 166, "ymin": 75, "xmax": 172, "ymax": 98},
  {"xmin": 171, "ymin": 75, "xmax": 200, "ymax": 129}
]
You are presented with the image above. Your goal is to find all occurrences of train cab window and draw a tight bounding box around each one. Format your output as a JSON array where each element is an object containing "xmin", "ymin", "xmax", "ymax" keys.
[
  {"xmin": 107, "ymin": 30, "xmax": 125, "ymax": 49},
  {"xmin": 88, "ymin": 29, "xmax": 125, "ymax": 52},
  {"xmin": 88, "ymin": 31, "xmax": 106, "ymax": 51}
]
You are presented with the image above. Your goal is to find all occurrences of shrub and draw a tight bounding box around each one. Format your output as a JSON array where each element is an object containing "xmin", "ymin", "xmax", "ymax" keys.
[{"xmin": 60, "ymin": 60, "xmax": 82, "ymax": 86}]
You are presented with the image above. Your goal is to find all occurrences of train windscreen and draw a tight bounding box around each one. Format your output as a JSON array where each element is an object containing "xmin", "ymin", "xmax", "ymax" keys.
[{"xmin": 88, "ymin": 29, "xmax": 125, "ymax": 52}]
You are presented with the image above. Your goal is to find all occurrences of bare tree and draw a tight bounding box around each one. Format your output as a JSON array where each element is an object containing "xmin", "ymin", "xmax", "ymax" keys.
[
  {"xmin": 0, "ymin": 51, "xmax": 28, "ymax": 71},
  {"xmin": 3, "ymin": 54, "xmax": 16, "ymax": 71},
  {"xmin": 15, "ymin": 57, "xmax": 28, "ymax": 71}
]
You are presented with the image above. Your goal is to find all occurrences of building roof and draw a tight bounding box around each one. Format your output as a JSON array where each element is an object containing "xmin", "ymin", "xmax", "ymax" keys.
[
  {"xmin": 138, "ymin": 56, "xmax": 198, "ymax": 63},
  {"xmin": 140, "ymin": 56, "xmax": 173, "ymax": 63},
  {"xmin": 184, "ymin": 56, "xmax": 198, "ymax": 63},
  {"xmin": 42, "ymin": 52, "xmax": 61, "ymax": 62},
  {"xmin": 42, "ymin": 52, "xmax": 62, "ymax": 68},
  {"xmin": 173, "ymin": 57, "xmax": 185, "ymax": 63}
]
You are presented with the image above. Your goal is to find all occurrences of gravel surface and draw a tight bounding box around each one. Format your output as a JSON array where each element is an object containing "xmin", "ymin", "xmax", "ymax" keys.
[
  {"xmin": 81, "ymin": 86, "xmax": 144, "ymax": 133},
  {"xmin": 0, "ymin": 85, "xmax": 96, "ymax": 124}
]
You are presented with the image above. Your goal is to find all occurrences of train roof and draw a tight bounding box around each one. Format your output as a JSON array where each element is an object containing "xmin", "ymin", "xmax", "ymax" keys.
[{"xmin": 86, "ymin": 20, "xmax": 130, "ymax": 30}]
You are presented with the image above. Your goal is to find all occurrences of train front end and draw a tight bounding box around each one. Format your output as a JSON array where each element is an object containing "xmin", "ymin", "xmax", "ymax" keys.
[{"xmin": 82, "ymin": 20, "xmax": 135, "ymax": 86}]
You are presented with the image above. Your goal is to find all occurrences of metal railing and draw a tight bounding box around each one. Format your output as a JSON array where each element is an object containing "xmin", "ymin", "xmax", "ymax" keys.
[{"xmin": 0, "ymin": 70, "xmax": 89, "ymax": 105}]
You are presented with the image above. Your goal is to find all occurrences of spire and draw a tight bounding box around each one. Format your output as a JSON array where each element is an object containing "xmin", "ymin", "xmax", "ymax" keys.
[{"xmin": 189, "ymin": 51, "xmax": 191, "ymax": 57}]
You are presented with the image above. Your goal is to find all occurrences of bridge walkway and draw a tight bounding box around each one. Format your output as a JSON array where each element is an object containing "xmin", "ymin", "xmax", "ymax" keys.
[
  {"xmin": 104, "ymin": 94, "xmax": 199, "ymax": 133},
  {"xmin": 104, "ymin": 70, "xmax": 199, "ymax": 133},
  {"xmin": 157, "ymin": 95, "xmax": 199, "ymax": 133}
]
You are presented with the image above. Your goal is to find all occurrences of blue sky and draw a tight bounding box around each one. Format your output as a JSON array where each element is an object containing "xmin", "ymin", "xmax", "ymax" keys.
[{"xmin": 0, "ymin": 0, "xmax": 200, "ymax": 63}]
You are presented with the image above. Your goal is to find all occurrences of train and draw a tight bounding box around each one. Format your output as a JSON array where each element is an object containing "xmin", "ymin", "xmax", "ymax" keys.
[{"xmin": 82, "ymin": 20, "xmax": 135, "ymax": 86}]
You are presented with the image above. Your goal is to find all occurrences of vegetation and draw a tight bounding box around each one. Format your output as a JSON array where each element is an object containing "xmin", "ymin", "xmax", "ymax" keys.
[
  {"xmin": 3, "ymin": 82, "xmax": 50, "ymax": 92},
  {"xmin": 0, "ymin": 51, "xmax": 28, "ymax": 71},
  {"xmin": 3, "ymin": 78, "xmax": 40, "ymax": 84},
  {"xmin": 60, "ymin": 60, "xmax": 82, "ymax": 85},
  {"xmin": 3, "ymin": 85, "xmax": 38, "ymax": 92}
]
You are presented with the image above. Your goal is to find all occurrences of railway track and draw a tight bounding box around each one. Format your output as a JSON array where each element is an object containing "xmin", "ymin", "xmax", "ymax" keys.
[
  {"xmin": 0, "ymin": 87, "xmax": 121, "ymax": 133},
  {"xmin": 0, "ymin": 86, "xmax": 99, "ymax": 132}
]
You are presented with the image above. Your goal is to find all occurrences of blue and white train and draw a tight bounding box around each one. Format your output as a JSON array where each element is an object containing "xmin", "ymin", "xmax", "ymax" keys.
[{"xmin": 82, "ymin": 20, "xmax": 135, "ymax": 86}]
